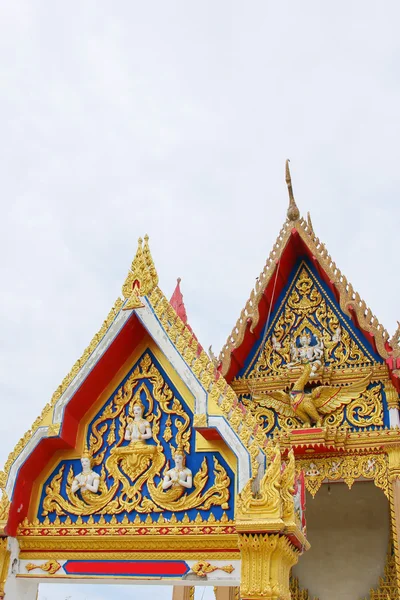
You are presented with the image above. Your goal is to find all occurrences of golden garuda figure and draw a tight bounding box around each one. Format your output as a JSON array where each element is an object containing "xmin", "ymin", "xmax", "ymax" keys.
[{"xmin": 251, "ymin": 362, "xmax": 370, "ymax": 427}]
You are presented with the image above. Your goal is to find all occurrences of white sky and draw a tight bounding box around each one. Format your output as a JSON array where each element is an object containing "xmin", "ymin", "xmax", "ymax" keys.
[{"xmin": 1, "ymin": 1, "xmax": 400, "ymax": 598}]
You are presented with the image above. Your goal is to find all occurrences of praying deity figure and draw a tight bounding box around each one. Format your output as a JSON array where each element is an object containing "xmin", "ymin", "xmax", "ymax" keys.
[
  {"xmin": 287, "ymin": 333, "xmax": 324, "ymax": 378},
  {"xmin": 71, "ymin": 448, "xmax": 100, "ymax": 494},
  {"xmin": 162, "ymin": 446, "xmax": 193, "ymax": 490},
  {"xmin": 124, "ymin": 400, "xmax": 152, "ymax": 446}
]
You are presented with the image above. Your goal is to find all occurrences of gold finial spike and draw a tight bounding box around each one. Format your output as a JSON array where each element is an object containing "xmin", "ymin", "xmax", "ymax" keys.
[
  {"xmin": 285, "ymin": 159, "xmax": 300, "ymax": 222},
  {"xmin": 122, "ymin": 234, "xmax": 158, "ymax": 309},
  {"xmin": 143, "ymin": 234, "xmax": 159, "ymax": 289}
]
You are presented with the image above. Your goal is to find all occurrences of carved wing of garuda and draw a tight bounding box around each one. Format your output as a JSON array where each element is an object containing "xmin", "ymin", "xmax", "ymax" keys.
[
  {"xmin": 252, "ymin": 391, "xmax": 296, "ymax": 418},
  {"xmin": 310, "ymin": 374, "xmax": 370, "ymax": 415}
]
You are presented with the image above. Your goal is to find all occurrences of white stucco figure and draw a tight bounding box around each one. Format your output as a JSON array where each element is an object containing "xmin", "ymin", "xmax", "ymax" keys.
[
  {"xmin": 71, "ymin": 449, "xmax": 100, "ymax": 494},
  {"xmin": 125, "ymin": 400, "xmax": 152, "ymax": 445},
  {"xmin": 162, "ymin": 446, "xmax": 193, "ymax": 490}
]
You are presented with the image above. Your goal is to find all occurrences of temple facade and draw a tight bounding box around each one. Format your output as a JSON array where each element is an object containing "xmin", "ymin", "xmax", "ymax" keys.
[{"xmin": 0, "ymin": 163, "xmax": 399, "ymax": 600}]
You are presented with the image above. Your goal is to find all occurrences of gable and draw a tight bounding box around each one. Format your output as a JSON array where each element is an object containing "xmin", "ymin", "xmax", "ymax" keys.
[
  {"xmin": 231, "ymin": 259, "xmax": 391, "ymax": 433},
  {"xmin": 239, "ymin": 259, "xmax": 381, "ymax": 378},
  {"xmin": 32, "ymin": 346, "xmax": 235, "ymax": 526}
]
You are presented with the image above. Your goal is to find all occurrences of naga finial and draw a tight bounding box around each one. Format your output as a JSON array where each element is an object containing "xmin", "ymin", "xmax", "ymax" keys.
[{"xmin": 285, "ymin": 159, "xmax": 300, "ymax": 222}]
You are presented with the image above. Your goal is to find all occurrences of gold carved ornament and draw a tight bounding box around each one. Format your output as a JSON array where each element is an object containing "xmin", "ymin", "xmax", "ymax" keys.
[
  {"xmin": 247, "ymin": 265, "xmax": 373, "ymax": 377},
  {"xmin": 235, "ymin": 267, "xmax": 385, "ymax": 434},
  {"xmin": 122, "ymin": 235, "xmax": 158, "ymax": 309},
  {"xmin": 235, "ymin": 445, "xmax": 309, "ymax": 600},
  {"xmin": 25, "ymin": 560, "xmax": 61, "ymax": 575},
  {"xmin": 297, "ymin": 453, "xmax": 388, "ymax": 498},
  {"xmin": 191, "ymin": 561, "xmax": 234, "ymax": 578},
  {"xmin": 248, "ymin": 362, "xmax": 372, "ymax": 429},
  {"xmin": 41, "ymin": 353, "xmax": 231, "ymax": 518}
]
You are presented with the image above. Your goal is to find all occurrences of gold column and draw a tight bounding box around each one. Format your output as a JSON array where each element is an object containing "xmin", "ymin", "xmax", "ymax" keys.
[
  {"xmin": 235, "ymin": 446, "xmax": 309, "ymax": 600},
  {"xmin": 172, "ymin": 586, "xmax": 194, "ymax": 600},
  {"xmin": 214, "ymin": 587, "xmax": 238, "ymax": 600},
  {"xmin": 0, "ymin": 537, "xmax": 10, "ymax": 600},
  {"xmin": 387, "ymin": 446, "xmax": 400, "ymax": 592}
]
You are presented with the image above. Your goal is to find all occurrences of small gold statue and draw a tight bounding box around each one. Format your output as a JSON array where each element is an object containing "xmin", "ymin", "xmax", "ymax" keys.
[
  {"xmin": 251, "ymin": 362, "xmax": 370, "ymax": 427},
  {"xmin": 71, "ymin": 446, "xmax": 100, "ymax": 494},
  {"xmin": 162, "ymin": 445, "xmax": 193, "ymax": 490},
  {"xmin": 124, "ymin": 400, "xmax": 152, "ymax": 446}
]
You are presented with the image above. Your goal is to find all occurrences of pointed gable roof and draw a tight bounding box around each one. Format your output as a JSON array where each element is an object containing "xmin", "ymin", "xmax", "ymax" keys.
[
  {"xmin": 218, "ymin": 162, "xmax": 400, "ymax": 386},
  {"xmin": 1, "ymin": 236, "xmax": 267, "ymax": 536}
]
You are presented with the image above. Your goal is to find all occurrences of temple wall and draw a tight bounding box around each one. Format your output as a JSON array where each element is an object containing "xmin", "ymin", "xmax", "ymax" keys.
[{"xmin": 292, "ymin": 481, "xmax": 389, "ymax": 600}]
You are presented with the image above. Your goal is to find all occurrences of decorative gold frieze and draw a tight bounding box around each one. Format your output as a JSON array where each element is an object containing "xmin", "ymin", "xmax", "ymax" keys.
[{"xmin": 296, "ymin": 453, "xmax": 388, "ymax": 498}]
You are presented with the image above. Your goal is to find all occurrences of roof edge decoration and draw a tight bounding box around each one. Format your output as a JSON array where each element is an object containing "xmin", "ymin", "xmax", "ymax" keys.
[
  {"xmin": 0, "ymin": 296, "xmax": 123, "ymax": 492},
  {"xmin": 1, "ymin": 235, "xmax": 269, "ymax": 532},
  {"xmin": 218, "ymin": 161, "xmax": 399, "ymax": 378}
]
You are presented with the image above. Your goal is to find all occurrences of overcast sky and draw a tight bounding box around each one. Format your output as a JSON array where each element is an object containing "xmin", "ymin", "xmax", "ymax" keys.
[{"xmin": 1, "ymin": 1, "xmax": 400, "ymax": 598}]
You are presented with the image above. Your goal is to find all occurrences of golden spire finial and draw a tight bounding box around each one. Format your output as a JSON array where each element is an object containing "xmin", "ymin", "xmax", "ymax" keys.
[
  {"xmin": 122, "ymin": 235, "xmax": 158, "ymax": 309},
  {"xmin": 143, "ymin": 233, "xmax": 159, "ymax": 289},
  {"xmin": 285, "ymin": 159, "xmax": 300, "ymax": 222}
]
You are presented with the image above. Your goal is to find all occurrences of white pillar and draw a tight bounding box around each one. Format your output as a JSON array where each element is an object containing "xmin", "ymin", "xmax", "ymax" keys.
[{"xmin": 389, "ymin": 407, "xmax": 400, "ymax": 428}]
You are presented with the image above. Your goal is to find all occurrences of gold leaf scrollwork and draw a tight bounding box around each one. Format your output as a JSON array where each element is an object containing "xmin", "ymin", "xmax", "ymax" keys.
[
  {"xmin": 42, "ymin": 353, "xmax": 231, "ymax": 519},
  {"xmin": 346, "ymin": 383, "xmax": 383, "ymax": 428},
  {"xmin": 26, "ymin": 560, "xmax": 61, "ymax": 575},
  {"xmin": 249, "ymin": 264, "xmax": 373, "ymax": 377}
]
